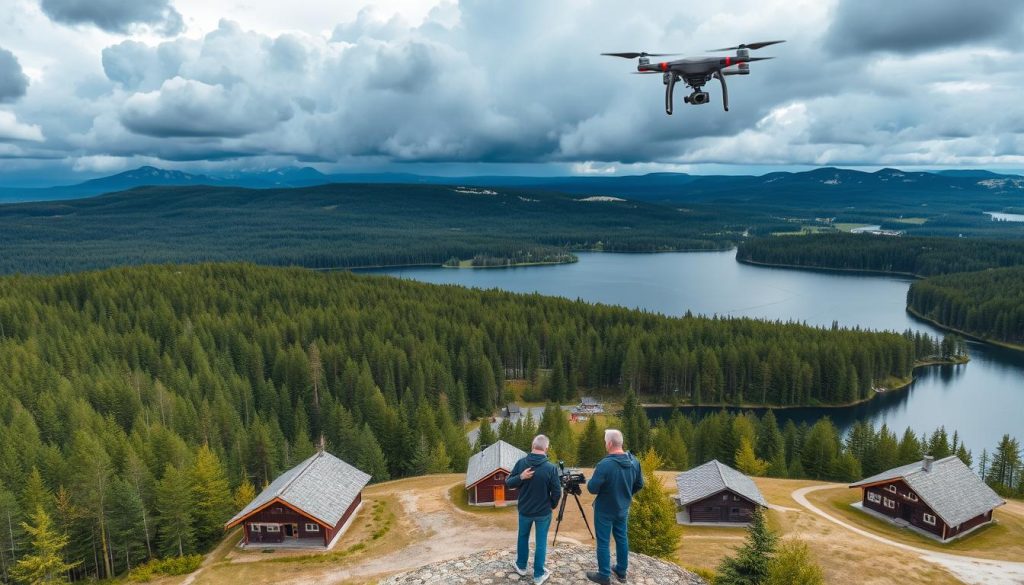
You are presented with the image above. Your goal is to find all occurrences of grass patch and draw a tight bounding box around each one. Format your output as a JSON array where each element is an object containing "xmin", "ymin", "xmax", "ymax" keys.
[
  {"xmin": 126, "ymin": 554, "xmax": 203, "ymax": 582},
  {"xmin": 891, "ymin": 217, "xmax": 928, "ymax": 225},
  {"xmin": 448, "ymin": 482, "xmax": 517, "ymax": 514},
  {"xmin": 834, "ymin": 223, "xmax": 875, "ymax": 232},
  {"xmin": 810, "ymin": 486, "xmax": 1024, "ymax": 561}
]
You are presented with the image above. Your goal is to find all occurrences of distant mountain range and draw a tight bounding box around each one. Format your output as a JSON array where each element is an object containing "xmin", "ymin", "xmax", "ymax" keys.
[{"xmin": 1, "ymin": 165, "xmax": 1022, "ymax": 204}]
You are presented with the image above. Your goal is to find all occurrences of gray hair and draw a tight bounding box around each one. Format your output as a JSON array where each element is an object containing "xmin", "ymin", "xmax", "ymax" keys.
[
  {"xmin": 532, "ymin": 434, "xmax": 550, "ymax": 451},
  {"xmin": 605, "ymin": 429, "xmax": 624, "ymax": 448}
]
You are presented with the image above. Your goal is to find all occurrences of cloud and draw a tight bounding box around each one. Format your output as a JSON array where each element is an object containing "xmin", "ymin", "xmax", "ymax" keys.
[
  {"xmin": 0, "ymin": 47, "xmax": 29, "ymax": 103},
  {"xmin": 826, "ymin": 0, "xmax": 1024, "ymax": 54},
  {"xmin": 0, "ymin": 111, "xmax": 44, "ymax": 142},
  {"xmin": 120, "ymin": 77, "xmax": 293, "ymax": 138},
  {"xmin": 39, "ymin": 0, "xmax": 184, "ymax": 36}
]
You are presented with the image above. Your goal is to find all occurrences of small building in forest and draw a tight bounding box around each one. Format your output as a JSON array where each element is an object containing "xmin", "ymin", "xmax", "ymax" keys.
[
  {"xmin": 570, "ymin": 397, "xmax": 604, "ymax": 422},
  {"xmin": 674, "ymin": 460, "xmax": 768, "ymax": 524},
  {"xmin": 504, "ymin": 403, "xmax": 522, "ymax": 421},
  {"xmin": 225, "ymin": 451, "xmax": 371, "ymax": 549},
  {"xmin": 849, "ymin": 455, "xmax": 1004, "ymax": 541},
  {"xmin": 465, "ymin": 440, "xmax": 528, "ymax": 506}
]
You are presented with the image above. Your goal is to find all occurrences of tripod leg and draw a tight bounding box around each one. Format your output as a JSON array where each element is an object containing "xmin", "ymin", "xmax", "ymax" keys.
[
  {"xmin": 573, "ymin": 494, "xmax": 595, "ymax": 539},
  {"xmin": 551, "ymin": 492, "xmax": 569, "ymax": 545}
]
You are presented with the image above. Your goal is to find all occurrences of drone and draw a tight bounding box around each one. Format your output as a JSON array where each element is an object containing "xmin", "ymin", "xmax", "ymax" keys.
[{"xmin": 602, "ymin": 40, "xmax": 784, "ymax": 115}]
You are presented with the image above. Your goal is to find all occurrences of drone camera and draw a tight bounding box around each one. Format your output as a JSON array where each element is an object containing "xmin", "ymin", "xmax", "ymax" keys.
[{"xmin": 685, "ymin": 91, "xmax": 710, "ymax": 105}]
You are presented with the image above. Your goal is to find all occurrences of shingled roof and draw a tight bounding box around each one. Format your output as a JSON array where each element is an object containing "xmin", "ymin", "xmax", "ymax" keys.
[
  {"xmin": 226, "ymin": 451, "xmax": 371, "ymax": 528},
  {"xmin": 465, "ymin": 440, "xmax": 528, "ymax": 488},
  {"xmin": 676, "ymin": 460, "xmax": 768, "ymax": 507},
  {"xmin": 850, "ymin": 455, "xmax": 1005, "ymax": 528}
]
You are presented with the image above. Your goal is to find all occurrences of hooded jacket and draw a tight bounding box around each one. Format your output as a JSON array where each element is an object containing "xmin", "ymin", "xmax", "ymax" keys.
[
  {"xmin": 587, "ymin": 452, "xmax": 644, "ymax": 517},
  {"xmin": 506, "ymin": 452, "xmax": 562, "ymax": 518}
]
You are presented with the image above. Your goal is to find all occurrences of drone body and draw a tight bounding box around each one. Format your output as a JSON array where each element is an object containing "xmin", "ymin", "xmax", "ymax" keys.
[{"xmin": 603, "ymin": 41, "xmax": 784, "ymax": 115}]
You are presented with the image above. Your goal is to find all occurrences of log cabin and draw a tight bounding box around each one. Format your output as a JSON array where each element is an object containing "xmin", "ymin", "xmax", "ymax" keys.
[
  {"xmin": 465, "ymin": 440, "xmax": 528, "ymax": 506},
  {"xmin": 674, "ymin": 460, "xmax": 768, "ymax": 524},
  {"xmin": 849, "ymin": 455, "xmax": 1005, "ymax": 541},
  {"xmin": 225, "ymin": 451, "xmax": 371, "ymax": 549}
]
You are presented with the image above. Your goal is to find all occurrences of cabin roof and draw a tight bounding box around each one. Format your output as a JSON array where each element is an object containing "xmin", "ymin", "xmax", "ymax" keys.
[
  {"xmin": 675, "ymin": 460, "xmax": 768, "ymax": 507},
  {"xmin": 465, "ymin": 440, "xmax": 528, "ymax": 488},
  {"xmin": 226, "ymin": 451, "xmax": 371, "ymax": 529},
  {"xmin": 506, "ymin": 403, "xmax": 521, "ymax": 414},
  {"xmin": 850, "ymin": 455, "xmax": 1005, "ymax": 527}
]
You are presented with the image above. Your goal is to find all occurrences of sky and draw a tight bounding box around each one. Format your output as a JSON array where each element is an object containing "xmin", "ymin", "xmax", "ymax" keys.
[{"xmin": 1, "ymin": 0, "xmax": 1024, "ymax": 185}]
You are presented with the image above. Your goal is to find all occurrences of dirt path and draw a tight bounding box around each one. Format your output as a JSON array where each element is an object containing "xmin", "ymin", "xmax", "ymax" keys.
[
  {"xmin": 792, "ymin": 485, "xmax": 1024, "ymax": 585},
  {"xmin": 290, "ymin": 486, "xmax": 522, "ymax": 584}
]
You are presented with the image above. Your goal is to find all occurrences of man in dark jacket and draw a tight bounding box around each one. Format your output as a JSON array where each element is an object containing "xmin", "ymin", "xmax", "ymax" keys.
[
  {"xmin": 585, "ymin": 429, "xmax": 643, "ymax": 584},
  {"xmin": 506, "ymin": 434, "xmax": 561, "ymax": 584}
]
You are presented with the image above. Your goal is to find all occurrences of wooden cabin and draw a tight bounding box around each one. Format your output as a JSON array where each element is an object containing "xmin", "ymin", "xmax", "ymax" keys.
[
  {"xmin": 849, "ymin": 455, "xmax": 1005, "ymax": 541},
  {"xmin": 465, "ymin": 440, "xmax": 528, "ymax": 506},
  {"xmin": 675, "ymin": 460, "xmax": 768, "ymax": 524},
  {"xmin": 225, "ymin": 451, "xmax": 371, "ymax": 549},
  {"xmin": 504, "ymin": 403, "xmax": 522, "ymax": 422}
]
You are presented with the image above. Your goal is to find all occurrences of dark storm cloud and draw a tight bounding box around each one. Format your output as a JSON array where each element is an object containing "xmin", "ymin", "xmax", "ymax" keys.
[
  {"xmin": 0, "ymin": 47, "xmax": 29, "ymax": 103},
  {"xmin": 827, "ymin": 0, "xmax": 1024, "ymax": 54},
  {"xmin": 39, "ymin": 0, "xmax": 184, "ymax": 36}
]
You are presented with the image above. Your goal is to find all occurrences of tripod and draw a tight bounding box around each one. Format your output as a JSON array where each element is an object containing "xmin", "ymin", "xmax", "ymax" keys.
[{"xmin": 551, "ymin": 486, "xmax": 594, "ymax": 545}]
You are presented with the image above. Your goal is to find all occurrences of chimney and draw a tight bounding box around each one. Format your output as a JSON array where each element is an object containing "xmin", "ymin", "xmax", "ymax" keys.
[{"xmin": 922, "ymin": 455, "xmax": 934, "ymax": 472}]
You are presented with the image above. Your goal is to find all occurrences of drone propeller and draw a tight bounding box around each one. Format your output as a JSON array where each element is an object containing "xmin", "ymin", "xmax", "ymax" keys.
[
  {"xmin": 601, "ymin": 52, "xmax": 679, "ymax": 59},
  {"xmin": 709, "ymin": 40, "xmax": 785, "ymax": 51}
]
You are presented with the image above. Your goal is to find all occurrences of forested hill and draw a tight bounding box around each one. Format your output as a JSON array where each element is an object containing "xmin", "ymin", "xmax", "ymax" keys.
[
  {"xmin": 908, "ymin": 267, "xmax": 1024, "ymax": 346},
  {"xmin": 0, "ymin": 183, "xmax": 740, "ymax": 274},
  {"xmin": 0, "ymin": 263, "xmax": 951, "ymax": 578},
  {"xmin": 737, "ymin": 234, "xmax": 1024, "ymax": 277}
]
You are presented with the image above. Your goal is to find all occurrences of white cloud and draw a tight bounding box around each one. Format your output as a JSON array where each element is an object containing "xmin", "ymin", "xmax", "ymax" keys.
[{"xmin": 0, "ymin": 111, "xmax": 44, "ymax": 141}]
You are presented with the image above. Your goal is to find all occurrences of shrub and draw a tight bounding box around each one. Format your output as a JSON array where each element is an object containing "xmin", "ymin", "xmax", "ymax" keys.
[
  {"xmin": 765, "ymin": 540, "xmax": 824, "ymax": 585},
  {"xmin": 127, "ymin": 554, "xmax": 203, "ymax": 582}
]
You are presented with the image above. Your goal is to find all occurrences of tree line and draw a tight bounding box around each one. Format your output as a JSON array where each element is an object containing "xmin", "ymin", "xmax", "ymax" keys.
[
  {"xmin": 907, "ymin": 267, "xmax": 1024, "ymax": 346},
  {"xmin": 737, "ymin": 233, "xmax": 1024, "ymax": 277}
]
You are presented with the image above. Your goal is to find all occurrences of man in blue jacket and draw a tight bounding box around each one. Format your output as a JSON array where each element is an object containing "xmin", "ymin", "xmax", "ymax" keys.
[
  {"xmin": 506, "ymin": 434, "xmax": 561, "ymax": 584},
  {"xmin": 585, "ymin": 429, "xmax": 643, "ymax": 584}
]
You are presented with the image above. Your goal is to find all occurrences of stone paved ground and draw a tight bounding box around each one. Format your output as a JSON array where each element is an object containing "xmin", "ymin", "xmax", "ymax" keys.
[{"xmin": 379, "ymin": 544, "xmax": 706, "ymax": 585}]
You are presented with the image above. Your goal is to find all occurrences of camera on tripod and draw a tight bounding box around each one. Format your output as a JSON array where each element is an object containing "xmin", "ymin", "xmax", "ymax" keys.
[
  {"xmin": 551, "ymin": 460, "xmax": 593, "ymax": 544},
  {"xmin": 558, "ymin": 461, "xmax": 587, "ymax": 495}
]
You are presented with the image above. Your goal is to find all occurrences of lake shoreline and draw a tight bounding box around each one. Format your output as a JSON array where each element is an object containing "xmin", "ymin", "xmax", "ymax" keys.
[
  {"xmin": 906, "ymin": 306, "xmax": 1024, "ymax": 353},
  {"xmin": 735, "ymin": 257, "xmax": 922, "ymax": 279}
]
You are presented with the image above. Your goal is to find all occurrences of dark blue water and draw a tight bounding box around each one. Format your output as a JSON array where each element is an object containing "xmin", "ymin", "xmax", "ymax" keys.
[{"xmin": 362, "ymin": 251, "xmax": 1024, "ymax": 451}]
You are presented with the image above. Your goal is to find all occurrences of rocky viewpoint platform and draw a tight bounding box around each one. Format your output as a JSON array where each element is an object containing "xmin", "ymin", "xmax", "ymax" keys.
[{"xmin": 379, "ymin": 543, "xmax": 707, "ymax": 585}]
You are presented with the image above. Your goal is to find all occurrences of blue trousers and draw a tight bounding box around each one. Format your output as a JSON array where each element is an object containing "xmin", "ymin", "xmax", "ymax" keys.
[
  {"xmin": 594, "ymin": 510, "xmax": 629, "ymax": 578},
  {"xmin": 516, "ymin": 513, "xmax": 552, "ymax": 579}
]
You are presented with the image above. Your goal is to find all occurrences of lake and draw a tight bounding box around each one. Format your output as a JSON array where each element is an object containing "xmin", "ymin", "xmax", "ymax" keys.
[{"xmin": 363, "ymin": 251, "xmax": 1024, "ymax": 451}]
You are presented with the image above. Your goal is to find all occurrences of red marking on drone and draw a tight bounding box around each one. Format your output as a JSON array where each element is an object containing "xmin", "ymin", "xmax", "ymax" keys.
[
  {"xmin": 725, "ymin": 56, "xmax": 732, "ymax": 66},
  {"xmin": 660, "ymin": 62, "xmax": 668, "ymax": 71}
]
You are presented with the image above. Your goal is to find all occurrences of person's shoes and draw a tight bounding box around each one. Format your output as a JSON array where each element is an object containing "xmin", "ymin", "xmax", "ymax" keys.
[
  {"xmin": 511, "ymin": 561, "xmax": 527, "ymax": 576},
  {"xmin": 613, "ymin": 569, "xmax": 627, "ymax": 583},
  {"xmin": 586, "ymin": 571, "xmax": 611, "ymax": 585},
  {"xmin": 533, "ymin": 569, "xmax": 551, "ymax": 584}
]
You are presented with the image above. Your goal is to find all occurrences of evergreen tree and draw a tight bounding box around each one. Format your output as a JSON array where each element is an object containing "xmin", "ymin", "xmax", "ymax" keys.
[
  {"xmin": 897, "ymin": 428, "xmax": 923, "ymax": 465},
  {"xmin": 0, "ymin": 483, "xmax": 22, "ymax": 584},
  {"xmin": 425, "ymin": 442, "xmax": 452, "ymax": 474},
  {"xmin": 355, "ymin": 424, "xmax": 390, "ymax": 483},
  {"xmin": 106, "ymin": 478, "xmax": 147, "ymax": 574},
  {"xmin": 155, "ymin": 465, "xmax": 196, "ymax": 557},
  {"xmin": 928, "ymin": 427, "xmax": 952, "ymax": 459},
  {"xmin": 715, "ymin": 507, "xmax": 777, "ymax": 585},
  {"xmin": 735, "ymin": 437, "xmax": 768, "ymax": 477},
  {"xmin": 191, "ymin": 446, "xmax": 233, "ymax": 550},
  {"xmin": 11, "ymin": 507, "xmax": 79, "ymax": 585},
  {"xmin": 765, "ymin": 540, "xmax": 824, "ymax": 585},
  {"xmin": 757, "ymin": 412, "xmax": 786, "ymax": 477},
  {"xmin": 407, "ymin": 437, "xmax": 432, "ymax": 477},
  {"xmin": 801, "ymin": 419, "xmax": 839, "ymax": 481},
  {"xmin": 21, "ymin": 469, "xmax": 52, "ymax": 521},
  {"xmin": 475, "ymin": 421, "xmax": 498, "ymax": 452},
  {"xmin": 233, "ymin": 477, "xmax": 257, "ymax": 513},
  {"xmin": 577, "ymin": 417, "xmax": 606, "ymax": 468},
  {"xmin": 626, "ymin": 451, "xmax": 681, "ymax": 559}
]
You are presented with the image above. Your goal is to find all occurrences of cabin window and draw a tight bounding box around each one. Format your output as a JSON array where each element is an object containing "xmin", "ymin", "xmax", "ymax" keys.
[
  {"xmin": 273, "ymin": 506, "xmax": 284, "ymax": 513},
  {"xmin": 722, "ymin": 494, "xmax": 729, "ymax": 500},
  {"xmin": 906, "ymin": 492, "xmax": 919, "ymax": 502},
  {"xmin": 923, "ymin": 513, "xmax": 936, "ymax": 526},
  {"xmin": 867, "ymin": 492, "xmax": 882, "ymax": 504},
  {"xmin": 731, "ymin": 508, "xmax": 740, "ymax": 514},
  {"xmin": 305, "ymin": 523, "xmax": 320, "ymax": 532},
  {"xmin": 733, "ymin": 495, "xmax": 740, "ymax": 501},
  {"xmin": 883, "ymin": 497, "xmax": 895, "ymax": 509},
  {"xmin": 265, "ymin": 524, "xmax": 280, "ymax": 532},
  {"xmin": 250, "ymin": 525, "xmax": 261, "ymax": 532},
  {"xmin": 886, "ymin": 485, "xmax": 897, "ymax": 494}
]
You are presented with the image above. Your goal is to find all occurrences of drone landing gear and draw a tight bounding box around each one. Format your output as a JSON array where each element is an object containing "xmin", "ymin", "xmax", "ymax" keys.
[
  {"xmin": 714, "ymin": 71, "xmax": 729, "ymax": 111},
  {"xmin": 663, "ymin": 72, "xmax": 678, "ymax": 115}
]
